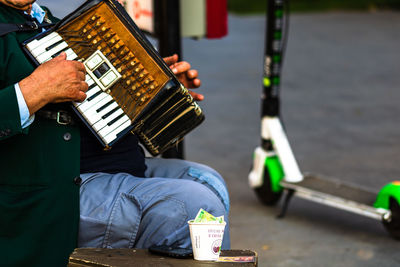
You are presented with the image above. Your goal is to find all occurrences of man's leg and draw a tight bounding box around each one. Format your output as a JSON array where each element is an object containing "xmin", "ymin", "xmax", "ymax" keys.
[
  {"xmin": 78, "ymin": 172, "xmax": 229, "ymax": 250},
  {"xmin": 144, "ymin": 158, "xmax": 230, "ymax": 249},
  {"xmin": 144, "ymin": 158, "xmax": 230, "ymax": 212}
]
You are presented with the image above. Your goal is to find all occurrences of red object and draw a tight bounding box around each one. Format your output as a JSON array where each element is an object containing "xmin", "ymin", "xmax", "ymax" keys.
[{"xmin": 206, "ymin": 0, "xmax": 228, "ymax": 39}]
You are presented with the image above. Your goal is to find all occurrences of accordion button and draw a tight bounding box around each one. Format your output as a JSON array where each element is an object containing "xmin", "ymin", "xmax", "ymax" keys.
[
  {"xmin": 86, "ymin": 54, "xmax": 102, "ymax": 70},
  {"xmin": 100, "ymin": 71, "xmax": 118, "ymax": 87}
]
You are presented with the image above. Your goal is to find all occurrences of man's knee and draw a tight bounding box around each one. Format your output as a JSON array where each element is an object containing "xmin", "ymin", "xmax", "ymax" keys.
[
  {"xmin": 135, "ymin": 180, "xmax": 226, "ymax": 248},
  {"xmin": 185, "ymin": 166, "xmax": 230, "ymax": 212},
  {"xmin": 144, "ymin": 158, "xmax": 230, "ymax": 212},
  {"xmin": 178, "ymin": 180, "xmax": 227, "ymax": 219}
]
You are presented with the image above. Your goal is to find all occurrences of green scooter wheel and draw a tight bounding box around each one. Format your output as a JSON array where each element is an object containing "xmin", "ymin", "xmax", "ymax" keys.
[
  {"xmin": 382, "ymin": 197, "xmax": 400, "ymax": 240},
  {"xmin": 254, "ymin": 171, "xmax": 282, "ymax": 205},
  {"xmin": 253, "ymin": 156, "xmax": 284, "ymax": 206},
  {"xmin": 375, "ymin": 182, "xmax": 400, "ymax": 239}
]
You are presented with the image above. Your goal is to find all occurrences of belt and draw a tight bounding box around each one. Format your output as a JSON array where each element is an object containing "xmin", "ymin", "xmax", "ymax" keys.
[{"xmin": 36, "ymin": 110, "xmax": 76, "ymax": 125}]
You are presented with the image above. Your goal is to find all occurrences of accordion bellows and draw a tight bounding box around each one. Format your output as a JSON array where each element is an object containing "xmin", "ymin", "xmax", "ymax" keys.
[{"xmin": 23, "ymin": 0, "xmax": 204, "ymax": 155}]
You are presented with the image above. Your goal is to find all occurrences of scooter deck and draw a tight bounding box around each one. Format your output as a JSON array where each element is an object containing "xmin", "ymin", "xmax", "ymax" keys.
[
  {"xmin": 281, "ymin": 174, "xmax": 388, "ymax": 220},
  {"xmin": 287, "ymin": 174, "xmax": 376, "ymax": 205}
]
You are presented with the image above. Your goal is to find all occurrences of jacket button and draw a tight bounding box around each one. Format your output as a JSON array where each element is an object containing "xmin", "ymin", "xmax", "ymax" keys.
[
  {"xmin": 73, "ymin": 176, "xmax": 82, "ymax": 185},
  {"xmin": 63, "ymin": 132, "xmax": 72, "ymax": 141}
]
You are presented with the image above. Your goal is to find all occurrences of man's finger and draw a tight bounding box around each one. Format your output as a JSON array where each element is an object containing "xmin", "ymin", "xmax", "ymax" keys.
[
  {"xmin": 55, "ymin": 52, "xmax": 67, "ymax": 61},
  {"xmin": 189, "ymin": 90, "xmax": 204, "ymax": 101},
  {"xmin": 163, "ymin": 54, "xmax": 178, "ymax": 66},
  {"xmin": 172, "ymin": 61, "xmax": 191, "ymax": 74},
  {"xmin": 80, "ymin": 81, "xmax": 89, "ymax": 92},
  {"xmin": 186, "ymin": 69, "xmax": 198, "ymax": 79},
  {"xmin": 192, "ymin": 78, "xmax": 201, "ymax": 88},
  {"xmin": 76, "ymin": 91, "xmax": 87, "ymax": 102},
  {"xmin": 71, "ymin": 61, "xmax": 87, "ymax": 74}
]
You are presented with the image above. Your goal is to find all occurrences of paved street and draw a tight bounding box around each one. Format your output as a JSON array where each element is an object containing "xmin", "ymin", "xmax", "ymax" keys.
[
  {"xmin": 183, "ymin": 11, "xmax": 400, "ymax": 267},
  {"xmin": 40, "ymin": 1, "xmax": 400, "ymax": 266}
]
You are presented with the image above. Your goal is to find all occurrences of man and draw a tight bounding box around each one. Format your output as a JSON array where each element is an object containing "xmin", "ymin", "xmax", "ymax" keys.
[{"xmin": 0, "ymin": 0, "xmax": 230, "ymax": 266}]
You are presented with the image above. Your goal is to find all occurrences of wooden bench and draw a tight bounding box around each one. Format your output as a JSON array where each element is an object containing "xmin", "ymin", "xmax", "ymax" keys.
[{"xmin": 68, "ymin": 248, "xmax": 258, "ymax": 266}]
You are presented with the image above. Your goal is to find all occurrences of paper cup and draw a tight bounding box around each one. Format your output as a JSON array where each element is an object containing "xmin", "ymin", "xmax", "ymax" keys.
[{"xmin": 188, "ymin": 220, "xmax": 226, "ymax": 261}]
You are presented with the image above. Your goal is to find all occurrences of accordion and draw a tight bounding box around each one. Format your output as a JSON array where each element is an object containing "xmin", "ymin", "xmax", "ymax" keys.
[{"xmin": 22, "ymin": 0, "xmax": 204, "ymax": 156}]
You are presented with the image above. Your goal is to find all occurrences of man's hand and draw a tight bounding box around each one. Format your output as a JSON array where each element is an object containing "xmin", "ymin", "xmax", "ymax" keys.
[
  {"xmin": 19, "ymin": 52, "xmax": 88, "ymax": 115},
  {"xmin": 164, "ymin": 54, "xmax": 204, "ymax": 101}
]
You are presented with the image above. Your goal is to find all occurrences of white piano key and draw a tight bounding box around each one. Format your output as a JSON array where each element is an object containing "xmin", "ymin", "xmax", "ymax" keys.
[
  {"xmin": 98, "ymin": 114, "xmax": 130, "ymax": 139},
  {"xmin": 40, "ymin": 47, "xmax": 77, "ymax": 62},
  {"xmin": 26, "ymin": 32, "xmax": 60, "ymax": 52},
  {"xmin": 30, "ymin": 33, "xmax": 63, "ymax": 57},
  {"xmin": 92, "ymin": 108, "xmax": 124, "ymax": 132},
  {"xmin": 83, "ymin": 101, "xmax": 119, "ymax": 126},
  {"xmin": 86, "ymin": 97, "xmax": 118, "ymax": 116},
  {"xmin": 103, "ymin": 118, "xmax": 132, "ymax": 144},
  {"xmin": 78, "ymin": 92, "xmax": 111, "ymax": 113},
  {"xmin": 65, "ymin": 48, "xmax": 78, "ymax": 61},
  {"xmin": 86, "ymin": 77, "xmax": 94, "ymax": 86},
  {"xmin": 76, "ymin": 92, "xmax": 111, "ymax": 113},
  {"xmin": 36, "ymin": 41, "xmax": 69, "ymax": 63},
  {"xmin": 85, "ymin": 86, "xmax": 101, "ymax": 99},
  {"xmin": 75, "ymin": 91, "xmax": 98, "ymax": 107}
]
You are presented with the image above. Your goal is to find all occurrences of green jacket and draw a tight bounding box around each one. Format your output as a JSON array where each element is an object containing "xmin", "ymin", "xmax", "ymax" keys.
[{"xmin": 0, "ymin": 5, "xmax": 80, "ymax": 266}]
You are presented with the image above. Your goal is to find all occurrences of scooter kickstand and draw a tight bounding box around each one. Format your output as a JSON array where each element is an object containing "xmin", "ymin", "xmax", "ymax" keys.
[{"xmin": 277, "ymin": 189, "xmax": 295, "ymax": 219}]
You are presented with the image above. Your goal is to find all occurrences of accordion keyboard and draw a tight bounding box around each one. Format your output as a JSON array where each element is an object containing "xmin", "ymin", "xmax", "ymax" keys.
[
  {"xmin": 23, "ymin": 0, "xmax": 204, "ymax": 155},
  {"xmin": 24, "ymin": 2, "xmax": 171, "ymax": 146},
  {"xmin": 26, "ymin": 31, "xmax": 131, "ymax": 144}
]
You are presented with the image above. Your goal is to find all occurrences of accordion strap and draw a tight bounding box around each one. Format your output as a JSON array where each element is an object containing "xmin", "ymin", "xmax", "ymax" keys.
[{"xmin": 0, "ymin": 21, "xmax": 54, "ymax": 37}]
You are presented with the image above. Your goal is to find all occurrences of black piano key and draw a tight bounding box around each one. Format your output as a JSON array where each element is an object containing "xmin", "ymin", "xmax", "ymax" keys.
[
  {"xmin": 107, "ymin": 113, "xmax": 124, "ymax": 126},
  {"xmin": 96, "ymin": 100, "xmax": 114, "ymax": 113},
  {"xmin": 51, "ymin": 46, "xmax": 70, "ymax": 58},
  {"xmin": 87, "ymin": 90, "xmax": 102, "ymax": 101},
  {"xmin": 102, "ymin": 106, "xmax": 120, "ymax": 119},
  {"xmin": 45, "ymin": 39, "xmax": 64, "ymax": 51},
  {"xmin": 88, "ymin": 83, "xmax": 97, "ymax": 91}
]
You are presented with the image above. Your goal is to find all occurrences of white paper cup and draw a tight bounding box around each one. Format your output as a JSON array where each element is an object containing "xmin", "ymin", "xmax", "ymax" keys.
[{"xmin": 188, "ymin": 220, "xmax": 226, "ymax": 261}]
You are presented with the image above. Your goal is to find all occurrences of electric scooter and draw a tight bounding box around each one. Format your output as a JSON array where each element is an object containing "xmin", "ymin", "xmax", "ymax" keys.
[{"xmin": 248, "ymin": 0, "xmax": 400, "ymax": 239}]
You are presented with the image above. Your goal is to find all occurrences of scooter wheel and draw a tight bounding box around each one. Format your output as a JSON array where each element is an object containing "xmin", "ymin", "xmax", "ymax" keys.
[
  {"xmin": 253, "ymin": 168, "xmax": 283, "ymax": 206},
  {"xmin": 382, "ymin": 197, "xmax": 400, "ymax": 240}
]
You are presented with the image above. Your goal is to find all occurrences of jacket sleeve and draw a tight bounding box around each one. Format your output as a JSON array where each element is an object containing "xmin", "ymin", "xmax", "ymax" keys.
[
  {"xmin": 0, "ymin": 32, "xmax": 31, "ymax": 141},
  {"xmin": 0, "ymin": 83, "xmax": 27, "ymax": 141},
  {"xmin": 0, "ymin": 6, "xmax": 59, "ymax": 142}
]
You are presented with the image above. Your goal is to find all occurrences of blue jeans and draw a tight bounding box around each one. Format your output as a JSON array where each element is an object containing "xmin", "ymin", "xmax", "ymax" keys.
[{"xmin": 78, "ymin": 158, "xmax": 230, "ymax": 250}]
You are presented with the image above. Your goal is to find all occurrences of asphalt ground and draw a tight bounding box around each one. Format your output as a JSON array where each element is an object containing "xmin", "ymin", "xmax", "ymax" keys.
[{"xmin": 39, "ymin": 2, "xmax": 400, "ymax": 266}]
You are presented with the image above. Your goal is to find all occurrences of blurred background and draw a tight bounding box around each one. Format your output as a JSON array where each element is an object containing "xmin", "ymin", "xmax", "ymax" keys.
[
  {"xmin": 228, "ymin": 0, "xmax": 400, "ymax": 13},
  {"xmin": 40, "ymin": 1, "xmax": 400, "ymax": 266}
]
